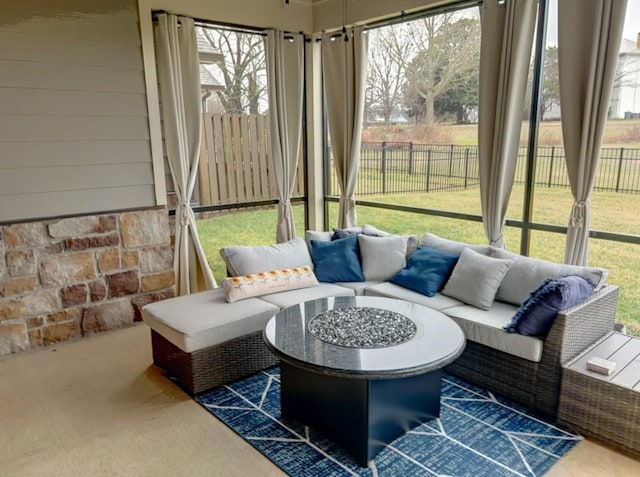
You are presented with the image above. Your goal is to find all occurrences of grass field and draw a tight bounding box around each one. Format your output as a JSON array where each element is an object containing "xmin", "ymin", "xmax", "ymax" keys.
[{"xmin": 362, "ymin": 119, "xmax": 640, "ymax": 148}]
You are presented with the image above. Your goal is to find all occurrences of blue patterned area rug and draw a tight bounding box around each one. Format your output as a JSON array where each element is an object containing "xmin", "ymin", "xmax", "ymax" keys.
[{"xmin": 195, "ymin": 367, "xmax": 580, "ymax": 477}]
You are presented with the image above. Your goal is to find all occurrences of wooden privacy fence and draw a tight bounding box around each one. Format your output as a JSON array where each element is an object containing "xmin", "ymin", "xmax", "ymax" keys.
[{"xmin": 197, "ymin": 113, "xmax": 305, "ymax": 206}]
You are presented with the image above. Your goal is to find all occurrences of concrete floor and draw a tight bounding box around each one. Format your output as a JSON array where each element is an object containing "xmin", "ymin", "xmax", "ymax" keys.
[{"xmin": 1, "ymin": 323, "xmax": 638, "ymax": 476}]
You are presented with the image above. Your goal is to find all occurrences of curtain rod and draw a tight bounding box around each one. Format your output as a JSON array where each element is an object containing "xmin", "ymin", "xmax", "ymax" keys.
[
  {"xmin": 320, "ymin": 0, "xmax": 482, "ymax": 35},
  {"xmin": 152, "ymin": 10, "xmax": 306, "ymax": 40}
]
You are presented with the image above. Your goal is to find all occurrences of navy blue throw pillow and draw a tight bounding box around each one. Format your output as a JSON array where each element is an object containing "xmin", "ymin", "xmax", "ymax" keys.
[
  {"xmin": 311, "ymin": 235, "xmax": 365, "ymax": 283},
  {"xmin": 505, "ymin": 275, "xmax": 595, "ymax": 336},
  {"xmin": 330, "ymin": 227, "xmax": 360, "ymax": 241},
  {"xmin": 390, "ymin": 246, "xmax": 459, "ymax": 297}
]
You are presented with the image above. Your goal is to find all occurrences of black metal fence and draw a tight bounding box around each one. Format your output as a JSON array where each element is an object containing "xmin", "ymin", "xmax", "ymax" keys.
[{"xmin": 328, "ymin": 141, "xmax": 640, "ymax": 196}]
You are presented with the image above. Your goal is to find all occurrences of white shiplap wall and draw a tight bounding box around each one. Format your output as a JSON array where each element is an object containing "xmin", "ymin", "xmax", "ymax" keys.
[{"xmin": 0, "ymin": 0, "xmax": 156, "ymax": 222}]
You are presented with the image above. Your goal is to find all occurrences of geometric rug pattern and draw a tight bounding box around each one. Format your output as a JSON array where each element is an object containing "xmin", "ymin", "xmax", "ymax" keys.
[{"xmin": 196, "ymin": 367, "xmax": 581, "ymax": 477}]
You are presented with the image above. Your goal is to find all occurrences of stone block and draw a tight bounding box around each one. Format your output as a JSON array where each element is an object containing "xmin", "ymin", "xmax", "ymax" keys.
[
  {"xmin": 0, "ymin": 241, "xmax": 5, "ymax": 278},
  {"xmin": 81, "ymin": 300, "xmax": 133, "ymax": 335},
  {"xmin": 89, "ymin": 279, "xmax": 107, "ymax": 301},
  {"xmin": 0, "ymin": 323, "xmax": 29, "ymax": 356},
  {"xmin": 49, "ymin": 216, "xmax": 117, "ymax": 238},
  {"xmin": 39, "ymin": 252, "xmax": 95, "ymax": 287},
  {"xmin": 28, "ymin": 317, "xmax": 44, "ymax": 328},
  {"xmin": 96, "ymin": 248, "xmax": 120, "ymax": 272},
  {"xmin": 0, "ymin": 299, "xmax": 29, "ymax": 322},
  {"xmin": 43, "ymin": 242, "xmax": 64, "ymax": 254},
  {"xmin": 121, "ymin": 209, "xmax": 170, "ymax": 248},
  {"xmin": 61, "ymin": 284, "xmax": 87, "ymax": 307},
  {"xmin": 4, "ymin": 222, "xmax": 49, "ymax": 249},
  {"xmin": 25, "ymin": 290, "xmax": 59, "ymax": 316},
  {"xmin": 64, "ymin": 234, "xmax": 119, "ymax": 251},
  {"xmin": 6, "ymin": 250, "xmax": 37, "ymax": 277},
  {"xmin": 140, "ymin": 246, "xmax": 173, "ymax": 274},
  {"xmin": 141, "ymin": 271, "xmax": 175, "ymax": 292},
  {"xmin": 107, "ymin": 270, "xmax": 139, "ymax": 297},
  {"xmin": 47, "ymin": 308, "xmax": 81, "ymax": 324},
  {"xmin": 43, "ymin": 321, "xmax": 79, "ymax": 345},
  {"xmin": 0, "ymin": 276, "xmax": 39, "ymax": 297},
  {"xmin": 29, "ymin": 328, "xmax": 43, "ymax": 348},
  {"xmin": 122, "ymin": 250, "xmax": 139, "ymax": 268},
  {"xmin": 131, "ymin": 289, "xmax": 176, "ymax": 322}
]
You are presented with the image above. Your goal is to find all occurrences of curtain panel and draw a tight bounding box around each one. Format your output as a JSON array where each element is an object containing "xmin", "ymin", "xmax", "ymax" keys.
[
  {"xmin": 265, "ymin": 30, "xmax": 305, "ymax": 243},
  {"xmin": 558, "ymin": 0, "xmax": 628, "ymax": 265},
  {"xmin": 478, "ymin": 0, "xmax": 537, "ymax": 249},
  {"xmin": 322, "ymin": 27, "xmax": 369, "ymax": 228},
  {"xmin": 154, "ymin": 13, "xmax": 217, "ymax": 294}
]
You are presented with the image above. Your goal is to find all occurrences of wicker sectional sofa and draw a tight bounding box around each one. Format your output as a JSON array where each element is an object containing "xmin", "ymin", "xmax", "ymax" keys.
[{"xmin": 142, "ymin": 230, "xmax": 619, "ymax": 419}]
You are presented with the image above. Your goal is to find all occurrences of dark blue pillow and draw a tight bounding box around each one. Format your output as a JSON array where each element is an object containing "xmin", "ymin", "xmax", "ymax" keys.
[
  {"xmin": 311, "ymin": 235, "xmax": 365, "ymax": 283},
  {"xmin": 331, "ymin": 227, "xmax": 360, "ymax": 240},
  {"xmin": 505, "ymin": 275, "xmax": 595, "ymax": 336},
  {"xmin": 390, "ymin": 246, "xmax": 459, "ymax": 297}
]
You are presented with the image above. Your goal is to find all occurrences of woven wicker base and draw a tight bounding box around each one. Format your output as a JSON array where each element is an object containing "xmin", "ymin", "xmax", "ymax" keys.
[
  {"xmin": 559, "ymin": 368, "xmax": 640, "ymax": 457},
  {"xmin": 446, "ymin": 340, "xmax": 540, "ymax": 411},
  {"xmin": 150, "ymin": 330, "xmax": 278, "ymax": 395},
  {"xmin": 558, "ymin": 332, "xmax": 640, "ymax": 457}
]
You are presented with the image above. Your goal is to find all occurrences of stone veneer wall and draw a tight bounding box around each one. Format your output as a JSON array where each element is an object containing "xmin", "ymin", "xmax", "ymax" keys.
[{"xmin": 0, "ymin": 208, "xmax": 176, "ymax": 356}]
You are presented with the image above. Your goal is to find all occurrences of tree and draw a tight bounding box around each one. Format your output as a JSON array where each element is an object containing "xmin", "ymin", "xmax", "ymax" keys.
[
  {"xmin": 402, "ymin": 13, "xmax": 480, "ymax": 124},
  {"xmin": 366, "ymin": 25, "xmax": 413, "ymax": 125},
  {"xmin": 200, "ymin": 28, "xmax": 267, "ymax": 114},
  {"xmin": 540, "ymin": 46, "xmax": 560, "ymax": 120}
]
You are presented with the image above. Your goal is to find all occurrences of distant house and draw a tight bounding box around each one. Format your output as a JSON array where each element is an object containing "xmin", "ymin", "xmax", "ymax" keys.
[
  {"xmin": 610, "ymin": 34, "xmax": 640, "ymax": 119},
  {"xmin": 196, "ymin": 29, "xmax": 225, "ymax": 112}
]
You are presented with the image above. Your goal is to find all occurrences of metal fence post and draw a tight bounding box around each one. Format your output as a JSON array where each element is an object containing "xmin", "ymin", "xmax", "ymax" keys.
[
  {"xmin": 449, "ymin": 144, "xmax": 454, "ymax": 177},
  {"xmin": 548, "ymin": 146, "xmax": 555, "ymax": 188},
  {"xmin": 615, "ymin": 147, "xmax": 625, "ymax": 192},
  {"xmin": 381, "ymin": 141, "xmax": 387, "ymax": 195},
  {"xmin": 408, "ymin": 142, "xmax": 414, "ymax": 176},
  {"xmin": 464, "ymin": 148, "xmax": 470, "ymax": 189},
  {"xmin": 426, "ymin": 149, "xmax": 432, "ymax": 193}
]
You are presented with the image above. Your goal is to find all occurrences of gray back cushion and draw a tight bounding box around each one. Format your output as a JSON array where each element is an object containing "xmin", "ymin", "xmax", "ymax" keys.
[
  {"xmin": 358, "ymin": 234, "xmax": 408, "ymax": 281},
  {"xmin": 492, "ymin": 248, "xmax": 608, "ymax": 305},
  {"xmin": 421, "ymin": 233, "xmax": 492, "ymax": 256},
  {"xmin": 220, "ymin": 237, "xmax": 313, "ymax": 276}
]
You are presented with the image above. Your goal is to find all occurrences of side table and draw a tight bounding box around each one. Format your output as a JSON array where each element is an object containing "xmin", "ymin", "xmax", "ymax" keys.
[{"xmin": 558, "ymin": 331, "xmax": 640, "ymax": 457}]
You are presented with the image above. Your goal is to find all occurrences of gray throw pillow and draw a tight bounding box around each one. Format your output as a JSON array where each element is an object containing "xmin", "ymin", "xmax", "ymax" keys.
[
  {"xmin": 358, "ymin": 234, "xmax": 408, "ymax": 281},
  {"xmin": 442, "ymin": 248, "xmax": 513, "ymax": 310}
]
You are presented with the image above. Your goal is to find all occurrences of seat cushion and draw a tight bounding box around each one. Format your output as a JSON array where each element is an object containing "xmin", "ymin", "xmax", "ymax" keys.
[
  {"xmin": 444, "ymin": 302, "xmax": 544, "ymax": 362},
  {"xmin": 141, "ymin": 288, "xmax": 279, "ymax": 353},
  {"xmin": 336, "ymin": 280, "xmax": 383, "ymax": 296},
  {"xmin": 259, "ymin": 283, "xmax": 355, "ymax": 309},
  {"xmin": 364, "ymin": 282, "xmax": 464, "ymax": 311}
]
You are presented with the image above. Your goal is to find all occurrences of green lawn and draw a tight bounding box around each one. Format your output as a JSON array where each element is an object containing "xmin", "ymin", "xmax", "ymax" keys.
[{"xmin": 197, "ymin": 188, "xmax": 640, "ymax": 336}]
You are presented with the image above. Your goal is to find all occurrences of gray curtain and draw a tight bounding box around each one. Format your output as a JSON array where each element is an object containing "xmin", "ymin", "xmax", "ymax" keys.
[
  {"xmin": 265, "ymin": 30, "xmax": 305, "ymax": 243},
  {"xmin": 155, "ymin": 13, "xmax": 217, "ymax": 294},
  {"xmin": 322, "ymin": 27, "xmax": 369, "ymax": 228},
  {"xmin": 559, "ymin": 0, "xmax": 627, "ymax": 265},
  {"xmin": 478, "ymin": 0, "xmax": 537, "ymax": 248}
]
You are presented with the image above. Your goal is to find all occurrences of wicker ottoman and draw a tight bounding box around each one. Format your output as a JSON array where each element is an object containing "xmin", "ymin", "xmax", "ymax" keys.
[
  {"xmin": 558, "ymin": 332, "xmax": 640, "ymax": 457},
  {"xmin": 142, "ymin": 288, "xmax": 280, "ymax": 394}
]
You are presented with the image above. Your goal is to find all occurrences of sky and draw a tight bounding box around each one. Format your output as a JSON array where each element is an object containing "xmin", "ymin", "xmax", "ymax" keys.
[{"xmin": 546, "ymin": 0, "xmax": 640, "ymax": 46}]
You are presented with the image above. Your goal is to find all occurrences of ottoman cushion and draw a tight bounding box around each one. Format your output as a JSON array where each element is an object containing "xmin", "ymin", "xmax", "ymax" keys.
[{"xmin": 142, "ymin": 288, "xmax": 279, "ymax": 353}]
